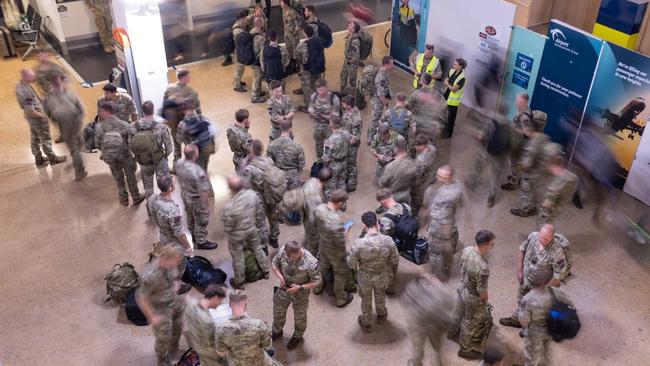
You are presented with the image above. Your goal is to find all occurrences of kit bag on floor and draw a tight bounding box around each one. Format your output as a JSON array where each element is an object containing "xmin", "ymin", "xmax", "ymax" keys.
[
  {"xmin": 82, "ymin": 116, "xmax": 100, "ymax": 152},
  {"xmin": 105, "ymin": 262, "xmax": 139, "ymax": 303},
  {"xmin": 176, "ymin": 348, "xmax": 200, "ymax": 366},
  {"xmin": 399, "ymin": 237, "xmax": 429, "ymax": 265},
  {"xmin": 125, "ymin": 288, "xmax": 148, "ymax": 326},
  {"xmin": 181, "ymin": 256, "xmax": 227, "ymax": 291},
  {"xmin": 548, "ymin": 288, "xmax": 580, "ymax": 342},
  {"xmin": 310, "ymin": 161, "xmax": 323, "ymax": 178},
  {"xmin": 245, "ymin": 249, "xmax": 264, "ymax": 283}
]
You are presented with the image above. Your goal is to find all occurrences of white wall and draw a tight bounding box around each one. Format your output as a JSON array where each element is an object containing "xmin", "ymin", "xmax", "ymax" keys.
[
  {"xmin": 30, "ymin": 0, "xmax": 66, "ymax": 42},
  {"xmin": 58, "ymin": 0, "xmax": 98, "ymax": 40}
]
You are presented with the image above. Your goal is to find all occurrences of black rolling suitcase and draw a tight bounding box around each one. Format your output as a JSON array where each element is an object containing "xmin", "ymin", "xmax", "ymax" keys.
[{"xmin": 124, "ymin": 288, "xmax": 148, "ymax": 326}]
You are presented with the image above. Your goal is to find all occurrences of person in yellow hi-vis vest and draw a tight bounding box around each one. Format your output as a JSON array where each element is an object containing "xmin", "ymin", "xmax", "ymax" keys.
[
  {"xmin": 399, "ymin": 0, "xmax": 415, "ymax": 25},
  {"xmin": 442, "ymin": 58, "xmax": 467, "ymax": 139},
  {"xmin": 410, "ymin": 44, "xmax": 442, "ymax": 89}
]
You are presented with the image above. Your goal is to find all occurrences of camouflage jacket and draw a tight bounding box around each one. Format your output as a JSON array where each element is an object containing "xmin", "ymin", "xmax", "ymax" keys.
[
  {"xmin": 301, "ymin": 178, "xmax": 324, "ymax": 222},
  {"xmin": 380, "ymin": 203, "xmax": 411, "ymax": 237},
  {"xmin": 348, "ymin": 232, "xmax": 399, "ymax": 276},
  {"xmin": 215, "ymin": 315, "xmax": 274, "ymax": 366},
  {"xmin": 282, "ymin": 6, "xmax": 301, "ymax": 35},
  {"xmin": 135, "ymin": 117, "xmax": 173, "ymax": 159},
  {"xmin": 322, "ymin": 129, "xmax": 351, "ymax": 163},
  {"xmin": 520, "ymin": 232, "xmax": 568, "ymax": 281},
  {"xmin": 273, "ymin": 245, "xmax": 321, "ymax": 286},
  {"xmin": 148, "ymin": 194, "xmax": 184, "ymax": 245},
  {"xmin": 380, "ymin": 156, "xmax": 417, "ymax": 196},
  {"xmin": 371, "ymin": 130, "xmax": 399, "ymax": 160},
  {"xmin": 314, "ymin": 203, "xmax": 346, "ymax": 250},
  {"xmin": 97, "ymin": 92, "xmax": 137, "ymax": 122},
  {"xmin": 342, "ymin": 107, "xmax": 363, "ymax": 145},
  {"xmin": 308, "ymin": 91, "xmax": 340, "ymax": 124},
  {"xmin": 15, "ymin": 82, "xmax": 44, "ymax": 119},
  {"xmin": 227, "ymin": 123, "xmax": 252, "ymax": 159},
  {"xmin": 34, "ymin": 59, "xmax": 68, "ymax": 95},
  {"xmin": 267, "ymin": 136, "xmax": 305, "ymax": 171},
  {"xmin": 415, "ymin": 145, "xmax": 437, "ymax": 186},
  {"xmin": 222, "ymin": 189, "xmax": 264, "ymax": 234},
  {"xmin": 164, "ymin": 82, "xmax": 200, "ymax": 111},
  {"xmin": 459, "ymin": 246, "xmax": 489, "ymax": 297},
  {"xmin": 429, "ymin": 180, "xmax": 463, "ymax": 224},
  {"xmin": 184, "ymin": 297, "xmax": 218, "ymax": 356},
  {"xmin": 175, "ymin": 158, "xmax": 211, "ymax": 197},
  {"xmin": 373, "ymin": 68, "xmax": 390, "ymax": 99},
  {"xmin": 520, "ymin": 133, "xmax": 551, "ymax": 172},
  {"xmin": 343, "ymin": 33, "xmax": 361, "ymax": 64},
  {"xmin": 267, "ymin": 95, "xmax": 295, "ymax": 122},
  {"xmin": 94, "ymin": 115, "xmax": 136, "ymax": 160},
  {"xmin": 543, "ymin": 170, "xmax": 578, "ymax": 209},
  {"xmin": 138, "ymin": 261, "xmax": 182, "ymax": 311}
]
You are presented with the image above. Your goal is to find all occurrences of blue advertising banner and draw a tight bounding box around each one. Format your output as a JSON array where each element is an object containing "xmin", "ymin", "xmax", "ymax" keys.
[
  {"xmin": 530, "ymin": 21, "xmax": 603, "ymax": 144},
  {"xmin": 390, "ymin": 0, "xmax": 428, "ymax": 72}
]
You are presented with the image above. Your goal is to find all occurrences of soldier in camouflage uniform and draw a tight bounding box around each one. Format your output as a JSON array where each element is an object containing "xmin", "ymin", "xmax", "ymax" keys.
[
  {"xmin": 175, "ymin": 145, "xmax": 218, "ymax": 250},
  {"xmin": 232, "ymin": 12, "xmax": 251, "ymax": 93},
  {"xmin": 268, "ymin": 120, "xmax": 305, "ymax": 189},
  {"xmin": 251, "ymin": 17, "xmax": 267, "ymax": 103},
  {"xmin": 227, "ymin": 109, "xmax": 253, "ymax": 174},
  {"xmin": 427, "ymin": 165, "xmax": 464, "ymax": 280},
  {"xmin": 375, "ymin": 189, "xmax": 409, "ymax": 294},
  {"xmin": 381, "ymin": 92, "xmax": 415, "ymax": 144},
  {"xmin": 135, "ymin": 101, "xmax": 172, "ymax": 200},
  {"xmin": 15, "ymin": 69, "xmax": 67, "ymax": 167},
  {"xmin": 97, "ymin": 83, "xmax": 137, "ymax": 122},
  {"xmin": 184, "ymin": 285, "xmax": 227, "ymax": 366},
  {"xmin": 406, "ymin": 74, "xmax": 446, "ymax": 144},
  {"xmin": 295, "ymin": 26, "xmax": 322, "ymax": 109},
  {"xmin": 340, "ymin": 21, "xmax": 361, "ymax": 95},
  {"xmin": 136, "ymin": 245, "xmax": 185, "ymax": 366},
  {"xmin": 301, "ymin": 168, "xmax": 332, "ymax": 255},
  {"xmin": 368, "ymin": 56, "xmax": 394, "ymax": 144},
  {"xmin": 308, "ymin": 79, "xmax": 340, "ymax": 161},
  {"xmin": 314, "ymin": 190, "xmax": 354, "ymax": 307},
  {"xmin": 412, "ymin": 135, "xmax": 437, "ymax": 216},
  {"xmin": 341, "ymin": 94, "xmax": 363, "ymax": 192},
  {"xmin": 84, "ymin": 0, "xmax": 114, "ymax": 53},
  {"xmin": 448, "ymin": 230, "xmax": 495, "ymax": 360},
  {"xmin": 380, "ymin": 137, "xmax": 417, "ymax": 205},
  {"xmin": 94, "ymin": 102, "xmax": 145, "ymax": 206},
  {"xmin": 502, "ymin": 93, "xmax": 532, "ymax": 190},
  {"xmin": 176, "ymin": 110, "xmax": 218, "ymax": 197},
  {"xmin": 322, "ymin": 116, "xmax": 351, "ymax": 198},
  {"xmin": 499, "ymin": 224, "xmax": 568, "ymax": 329},
  {"xmin": 271, "ymin": 241, "xmax": 322, "ymax": 349},
  {"xmin": 370, "ymin": 123, "xmax": 399, "ymax": 183},
  {"xmin": 34, "ymin": 50, "xmax": 68, "ymax": 96},
  {"xmin": 539, "ymin": 154, "xmax": 578, "ymax": 225},
  {"xmin": 163, "ymin": 69, "xmax": 201, "ymax": 167},
  {"xmin": 267, "ymin": 80, "xmax": 296, "ymax": 140},
  {"xmin": 223, "ymin": 175, "xmax": 270, "ymax": 289},
  {"xmin": 280, "ymin": 0, "xmax": 301, "ymax": 67},
  {"xmin": 215, "ymin": 290, "xmax": 283, "ymax": 366}
]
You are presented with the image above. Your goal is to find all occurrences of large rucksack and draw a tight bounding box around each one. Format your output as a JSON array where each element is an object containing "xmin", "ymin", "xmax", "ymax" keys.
[
  {"xmin": 235, "ymin": 28, "xmax": 256, "ymax": 66},
  {"xmin": 181, "ymin": 256, "xmax": 227, "ymax": 291},
  {"xmin": 305, "ymin": 37, "xmax": 325, "ymax": 74},
  {"xmin": 358, "ymin": 30, "xmax": 373, "ymax": 60},
  {"xmin": 83, "ymin": 116, "xmax": 99, "ymax": 152},
  {"xmin": 548, "ymin": 288, "xmax": 580, "ymax": 342},
  {"xmin": 281, "ymin": 188, "xmax": 305, "ymax": 226},
  {"xmin": 384, "ymin": 204, "xmax": 419, "ymax": 252},
  {"xmin": 125, "ymin": 288, "xmax": 148, "ymax": 326},
  {"xmin": 101, "ymin": 129, "xmax": 128, "ymax": 164},
  {"xmin": 389, "ymin": 108, "xmax": 409, "ymax": 135},
  {"xmin": 245, "ymin": 249, "xmax": 264, "ymax": 282},
  {"xmin": 263, "ymin": 44, "xmax": 285, "ymax": 82},
  {"xmin": 222, "ymin": 29, "xmax": 236, "ymax": 54},
  {"xmin": 400, "ymin": 237, "xmax": 429, "ymax": 265},
  {"xmin": 310, "ymin": 20, "xmax": 333, "ymax": 48},
  {"xmin": 105, "ymin": 262, "xmax": 139, "ymax": 303},
  {"xmin": 487, "ymin": 119, "xmax": 512, "ymax": 155},
  {"xmin": 264, "ymin": 164, "xmax": 288, "ymax": 204},
  {"xmin": 358, "ymin": 64, "xmax": 379, "ymax": 97},
  {"xmin": 131, "ymin": 121, "xmax": 164, "ymax": 165},
  {"xmin": 532, "ymin": 110, "xmax": 548, "ymax": 132}
]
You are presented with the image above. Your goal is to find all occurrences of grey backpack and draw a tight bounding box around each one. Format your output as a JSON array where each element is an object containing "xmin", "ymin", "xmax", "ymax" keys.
[{"xmin": 102, "ymin": 130, "xmax": 127, "ymax": 163}]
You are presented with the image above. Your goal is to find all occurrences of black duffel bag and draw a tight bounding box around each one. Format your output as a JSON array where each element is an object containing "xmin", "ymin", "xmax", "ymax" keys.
[{"xmin": 181, "ymin": 256, "xmax": 227, "ymax": 291}]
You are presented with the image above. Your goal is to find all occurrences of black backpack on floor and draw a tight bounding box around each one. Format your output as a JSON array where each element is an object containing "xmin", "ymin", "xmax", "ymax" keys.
[
  {"xmin": 548, "ymin": 288, "xmax": 580, "ymax": 342},
  {"xmin": 181, "ymin": 256, "xmax": 227, "ymax": 291},
  {"xmin": 400, "ymin": 237, "xmax": 429, "ymax": 265},
  {"xmin": 384, "ymin": 204, "xmax": 419, "ymax": 252},
  {"xmin": 125, "ymin": 288, "xmax": 148, "ymax": 326}
]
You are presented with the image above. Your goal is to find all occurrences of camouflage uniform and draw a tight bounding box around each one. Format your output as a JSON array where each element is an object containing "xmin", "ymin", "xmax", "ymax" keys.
[
  {"xmin": 380, "ymin": 105, "xmax": 414, "ymax": 143},
  {"xmin": 215, "ymin": 315, "xmax": 282, "ymax": 366},
  {"xmin": 314, "ymin": 203, "xmax": 350, "ymax": 305},
  {"xmin": 226, "ymin": 123, "xmax": 252, "ymax": 174},
  {"xmin": 184, "ymin": 297, "xmax": 226, "ymax": 366},
  {"xmin": 380, "ymin": 155, "xmax": 417, "ymax": 205},
  {"xmin": 97, "ymin": 93, "xmax": 137, "ymax": 122},
  {"xmin": 348, "ymin": 232, "xmax": 399, "ymax": 326},
  {"xmin": 267, "ymin": 95, "xmax": 295, "ymax": 140},
  {"xmin": 407, "ymin": 87, "xmax": 447, "ymax": 143},
  {"xmin": 368, "ymin": 68, "xmax": 390, "ymax": 143},
  {"xmin": 163, "ymin": 82, "xmax": 200, "ymax": 165},
  {"xmin": 175, "ymin": 158, "xmax": 212, "ymax": 246},
  {"xmin": 539, "ymin": 171, "xmax": 579, "ymax": 224},
  {"xmin": 251, "ymin": 29, "xmax": 267, "ymax": 98},
  {"xmin": 506, "ymin": 109, "xmax": 532, "ymax": 186},
  {"xmin": 222, "ymin": 188, "xmax": 270, "ymax": 285},
  {"xmin": 176, "ymin": 114, "xmax": 217, "ymax": 176},
  {"xmin": 322, "ymin": 129, "xmax": 351, "ymax": 198},
  {"xmin": 95, "ymin": 116, "xmax": 142, "ymax": 203},
  {"xmin": 427, "ymin": 180, "xmax": 463, "ymax": 278},
  {"xmin": 340, "ymin": 33, "xmax": 360, "ymax": 95},
  {"xmin": 232, "ymin": 20, "xmax": 249, "ymax": 90},
  {"xmin": 296, "ymin": 40, "xmax": 322, "ymax": 107},
  {"xmin": 308, "ymin": 91, "xmax": 340, "ymax": 161},
  {"xmin": 466, "ymin": 118, "xmax": 507, "ymax": 201},
  {"xmin": 34, "ymin": 59, "xmax": 68, "ymax": 95},
  {"xmin": 43, "ymin": 89, "xmax": 87, "ymax": 180},
  {"xmin": 268, "ymin": 136, "xmax": 305, "ymax": 189},
  {"xmin": 449, "ymin": 246, "xmax": 490, "ymax": 353},
  {"xmin": 244, "ymin": 156, "xmax": 282, "ymax": 246},
  {"xmin": 282, "ymin": 6, "xmax": 301, "ymax": 63},
  {"xmin": 85, "ymin": 0, "xmax": 113, "ymax": 49},
  {"xmin": 518, "ymin": 133, "xmax": 552, "ymax": 213},
  {"xmin": 412, "ymin": 144, "xmax": 437, "ymax": 215},
  {"xmin": 370, "ymin": 130, "xmax": 399, "ymax": 182},
  {"xmin": 260, "ymin": 43, "xmax": 289, "ymax": 87},
  {"xmin": 15, "ymin": 82, "xmax": 58, "ymax": 162},
  {"xmin": 138, "ymin": 261, "xmax": 185, "ymax": 366},
  {"xmin": 135, "ymin": 117, "xmax": 172, "ymax": 198},
  {"xmin": 301, "ymin": 178, "xmax": 324, "ymax": 255},
  {"xmin": 509, "ymin": 232, "xmax": 567, "ymax": 321},
  {"xmin": 342, "ymin": 107, "xmax": 363, "ymax": 191},
  {"xmin": 272, "ymin": 245, "xmax": 321, "ymax": 338}
]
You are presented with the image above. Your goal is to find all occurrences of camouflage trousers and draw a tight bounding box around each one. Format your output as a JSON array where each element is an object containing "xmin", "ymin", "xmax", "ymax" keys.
[
  {"xmin": 427, "ymin": 220, "xmax": 459, "ymax": 279},
  {"xmin": 519, "ymin": 172, "xmax": 540, "ymax": 212},
  {"xmin": 302, "ymin": 219, "xmax": 319, "ymax": 256},
  {"xmin": 251, "ymin": 65, "xmax": 264, "ymax": 97},
  {"xmin": 449, "ymin": 289, "xmax": 489, "ymax": 353},
  {"xmin": 368, "ymin": 96, "xmax": 384, "ymax": 143},
  {"xmin": 318, "ymin": 246, "xmax": 349, "ymax": 304},
  {"xmin": 182, "ymin": 194, "xmax": 209, "ymax": 246},
  {"xmin": 263, "ymin": 199, "xmax": 281, "ymax": 242},
  {"xmin": 170, "ymin": 126, "xmax": 182, "ymax": 166},
  {"xmin": 524, "ymin": 326, "xmax": 550, "ymax": 366},
  {"xmin": 234, "ymin": 63, "xmax": 247, "ymax": 88},
  {"xmin": 407, "ymin": 320, "xmax": 444, "ymax": 366},
  {"xmin": 284, "ymin": 168, "xmax": 301, "ymax": 190},
  {"xmin": 313, "ymin": 122, "xmax": 332, "ymax": 161},
  {"xmin": 272, "ymin": 286, "xmax": 310, "ymax": 338},
  {"xmin": 60, "ymin": 122, "xmax": 86, "ymax": 179},
  {"xmin": 141, "ymin": 158, "xmax": 170, "ymax": 198},
  {"xmin": 538, "ymin": 204, "xmax": 567, "ymax": 226},
  {"xmin": 233, "ymin": 154, "xmax": 247, "ymax": 175},
  {"xmin": 269, "ymin": 121, "xmax": 282, "ymax": 141},
  {"xmin": 197, "ymin": 154, "xmax": 214, "ymax": 196},
  {"xmin": 466, "ymin": 150, "xmax": 506, "ymax": 200},
  {"xmin": 411, "ymin": 182, "xmax": 432, "ymax": 218},
  {"xmin": 284, "ymin": 31, "xmax": 299, "ymax": 62},
  {"xmin": 107, "ymin": 157, "xmax": 141, "ymax": 203},
  {"xmin": 339, "ymin": 63, "xmax": 358, "ymax": 96},
  {"xmin": 152, "ymin": 302, "xmax": 184, "ymax": 366},
  {"xmin": 511, "ymin": 277, "xmax": 533, "ymax": 320},
  {"xmin": 507, "ymin": 147, "xmax": 523, "ymax": 185},
  {"xmin": 27, "ymin": 117, "xmax": 56, "ymax": 159},
  {"xmin": 346, "ymin": 146, "xmax": 359, "ymax": 191},
  {"xmin": 228, "ymin": 227, "xmax": 269, "ymax": 285},
  {"xmin": 325, "ymin": 160, "xmax": 347, "ymax": 198},
  {"xmin": 357, "ymin": 271, "xmax": 389, "ymax": 326},
  {"xmin": 375, "ymin": 161, "xmax": 388, "ymax": 184},
  {"xmin": 90, "ymin": 5, "xmax": 113, "ymax": 48},
  {"xmin": 299, "ymin": 71, "xmax": 321, "ymax": 107}
]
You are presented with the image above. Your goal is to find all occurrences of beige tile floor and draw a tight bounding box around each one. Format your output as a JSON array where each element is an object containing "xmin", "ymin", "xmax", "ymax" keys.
[{"xmin": 1, "ymin": 23, "xmax": 649, "ymax": 366}]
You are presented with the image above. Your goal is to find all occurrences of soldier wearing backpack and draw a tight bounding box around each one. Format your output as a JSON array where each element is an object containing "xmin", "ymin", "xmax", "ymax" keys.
[
  {"xmin": 250, "ymin": 17, "xmax": 267, "ymax": 104},
  {"xmin": 261, "ymin": 31, "xmax": 289, "ymax": 88},
  {"xmin": 381, "ymin": 92, "xmax": 415, "ymax": 144},
  {"xmin": 96, "ymin": 83, "xmax": 137, "ymax": 123},
  {"xmin": 308, "ymin": 79, "xmax": 340, "ymax": 161},
  {"xmin": 379, "ymin": 137, "xmax": 417, "ymax": 206},
  {"xmin": 163, "ymin": 68, "xmax": 201, "ymax": 169},
  {"xmin": 232, "ymin": 12, "xmax": 251, "ymax": 93},
  {"xmin": 304, "ymin": 5, "xmax": 333, "ymax": 48},
  {"xmin": 95, "ymin": 102, "xmax": 145, "ymax": 206},
  {"xmin": 295, "ymin": 25, "xmax": 325, "ymax": 111},
  {"xmin": 132, "ymin": 101, "xmax": 172, "ymax": 200},
  {"xmin": 340, "ymin": 21, "xmax": 361, "ymax": 96},
  {"xmin": 368, "ymin": 56, "xmax": 394, "ymax": 144},
  {"xmin": 280, "ymin": 0, "xmax": 302, "ymax": 73},
  {"xmin": 502, "ymin": 93, "xmax": 532, "ymax": 191}
]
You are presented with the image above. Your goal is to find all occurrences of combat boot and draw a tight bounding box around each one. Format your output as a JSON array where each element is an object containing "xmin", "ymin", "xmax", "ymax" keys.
[
  {"xmin": 35, "ymin": 156, "xmax": 49, "ymax": 168},
  {"xmin": 376, "ymin": 313, "xmax": 387, "ymax": 324},
  {"xmin": 487, "ymin": 195, "xmax": 495, "ymax": 208},
  {"xmin": 132, "ymin": 195, "xmax": 146, "ymax": 206},
  {"xmin": 233, "ymin": 85, "xmax": 247, "ymax": 93},
  {"xmin": 197, "ymin": 240, "xmax": 218, "ymax": 250},
  {"xmin": 47, "ymin": 155, "xmax": 67, "ymax": 166},
  {"xmin": 511, "ymin": 208, "xmax": 537, "ymax": 217},
  {"xmin": 251, "ymin": 96, "xmax": 266, "ymax": 104},
  {"xmin": 357, "ymin": 316, "xmax": 372, "ymax": 333},
  {"xmin": 296, "ymin": 105, "xmax": 309, "ymax": 113},
  {"xmin": 458, "ymin": 349, "xmax": 482, "ymax": 360},
  {"xmin": 229, "ymin": 278, "xmax": 246, "ymax": 290},
  {"xmin": 499, "ymin": 316, "xmax": 522, "ymax": 328},
  {"xmin": 269, "ymin": 238, "xmax": 279, "ymax": 248},
  {"xmin": 336, "ymin": 292, "xmax": 354, "ymax": 307},
  {"xmin": 74, "ymin": 169, "xmax": 88, "ymax": 182},
  {"xmin": 271, "ymin": 330, "xmax": 283, "ymax": 340},
  {"xmin": 501, "ymin": 182, "xmax": 519, "ymax": 190},
  {"xmin": 222, "ymin": 55, "xmax": 233, "ymax": 66},
  {"xmin": 286, "ymin": 336, "xmax": 302, "ymax": 350}
]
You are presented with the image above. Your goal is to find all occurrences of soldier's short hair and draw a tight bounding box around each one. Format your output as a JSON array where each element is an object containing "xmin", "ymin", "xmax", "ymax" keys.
[
  {"xmin": 438, "ymin": 164, "xmax": 454, "ymax": 177},
  {"xmin": 425, "ymin": 44, "xmax": 434, "ymax": 51},
  {"xmin": 351, "ymin": 21, "xmax": 361, "ymax": 33},
  {"xmin": 475, "ymin": 230, "xmax": 495, "ymax": 246},
  {"xmin": 176, "ymin": 68, "xmax": 190, "ymax": 79},
  {"xmin": 184, "ymin": 144, "xmax": 199, "ymax": 160},
  {"xmin": 269, "ymin": 80, "xmax": 282, "ymax": 91},
  {"xmin": 251, "ymin": 139, "xmax": 264, "ymax": 156},
  {"xmin": 142, "ymin": 100, "xmax": 154, "ymax": 116},
  {"xmin": 376, "ymin": 188, "xmax": 393, "ymax": 201},
  {"xmin": 285, "ymin": 240, "xmax": 302, "ymax": 255},
  {"xmin": 330, "ymin": 189, "xmax": 348, "ymax": 204},
  {"xmin": 237, "ymin": 9, "xmax": 249, "ymax": 20},
  {"xmin": 315, "ymin": 79, "xmax": 328, "ymax": 88},
  {"xmin": 99, "ymin": 102, "xmax": 117, "ymax": 114},
  {"xmin": 204, "ymin": 284, "xmax": 226, "ymax": 299},
  {"xmin": 382, "ymin": 56, "xmax": 394, "ymax": 66},
  {"xmin": 330, "ymin": 115, "xmax": 342, "ymax": 128},
  {"xmin": 361, "ymin": 211, "xmax": 377, "ymax": 227},
  {"xmin": 414, "ymin": 134, "xmax": 429, "ymax": 146},
  {"xmin": 268, "ymin": 30, "xmax": 278, "ymax": 42},
  {"xmin": 280, "ymin": 119, "xmax": 292, "ymax": 131},
  {"xmin": 395, "ymin": 136, "xmax": 407, "ymax": 152},
  {"xmin": 304, "ymin": 24, "xmax": 315, "ymax": 38},
  {"xmin": 102, "ymin": 83, "xmax": 117, "ymax": 93},
  {"xmin": 305, "ymin": 5, "xmax": 315, "ymax": 13},
  {"xmin": 421, "ymin": 73, "xmax": 432, "ymax": 85},
  {"xmin": 235, "ymin": 109, "xmax": 249, "ymax": 123},
  {"xmin": 318, "ymin": 167, "xmax": 332, "ymax": 182},
  {"xmin": 229, "ymin": 289, "xmax": 248, "ymax": 304},
  {"xmin": 157, "ymin": 174, "xmax": 174, "ymax": 192},
  {"xmin": 341, "ymin": 94, "xmax": 355, "ymax": 107},
  {"xmin": 396, "ymin": 92, "xmax": 407, "ymax": 102}
]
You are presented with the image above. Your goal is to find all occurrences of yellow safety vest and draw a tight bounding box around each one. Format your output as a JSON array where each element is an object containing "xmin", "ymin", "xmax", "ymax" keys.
[
  {"xmin": 446, "ymin": 69, "xmax": 465, "ymax": 107},
  {"xmin": 399, "ymin": 6, "xmax": 415, "ymax": 25},
  {"xmin": 413, "ymin": 53, "xmax": 439, "ymax": 88}
]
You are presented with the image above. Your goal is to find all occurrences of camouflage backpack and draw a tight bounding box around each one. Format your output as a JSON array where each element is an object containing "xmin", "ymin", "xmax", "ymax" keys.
[
  {"xmin": 105, "ymin": 262, "xmax": 139, "ymax": 303},
  {"xmin": 281, "ymin": 188, "xmax": 305, "ymax": 225},
  {"xmin": 555, "ymin": 234, "xmax": 572, "ymax": 281},
  {"xmin": 358, "ymin": 64, "xmax": 379, "ymax": 97},
  {"xmin": 532, "ymin": 110, "xmax": 548, "ymax": 132},
  {"xmin": 358, "ymin": 30, "xmax": 374, "ymax": 60},
  {"xmin": 131, "ymin": 122, "xmax": 164, "ymax": 165},
  {"xmin": 263, "ymin": 164, "xmax": 287, "ymax": 204},
  {"xmin": 101, "ymin": 129, "xmax": 127, "ymax": 164}
]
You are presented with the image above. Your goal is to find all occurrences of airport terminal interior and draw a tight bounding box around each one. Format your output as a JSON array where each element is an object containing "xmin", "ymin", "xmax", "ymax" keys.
[{"xmin": 1, "ymin": 0, "xmax": 649, "ymax": 365}]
